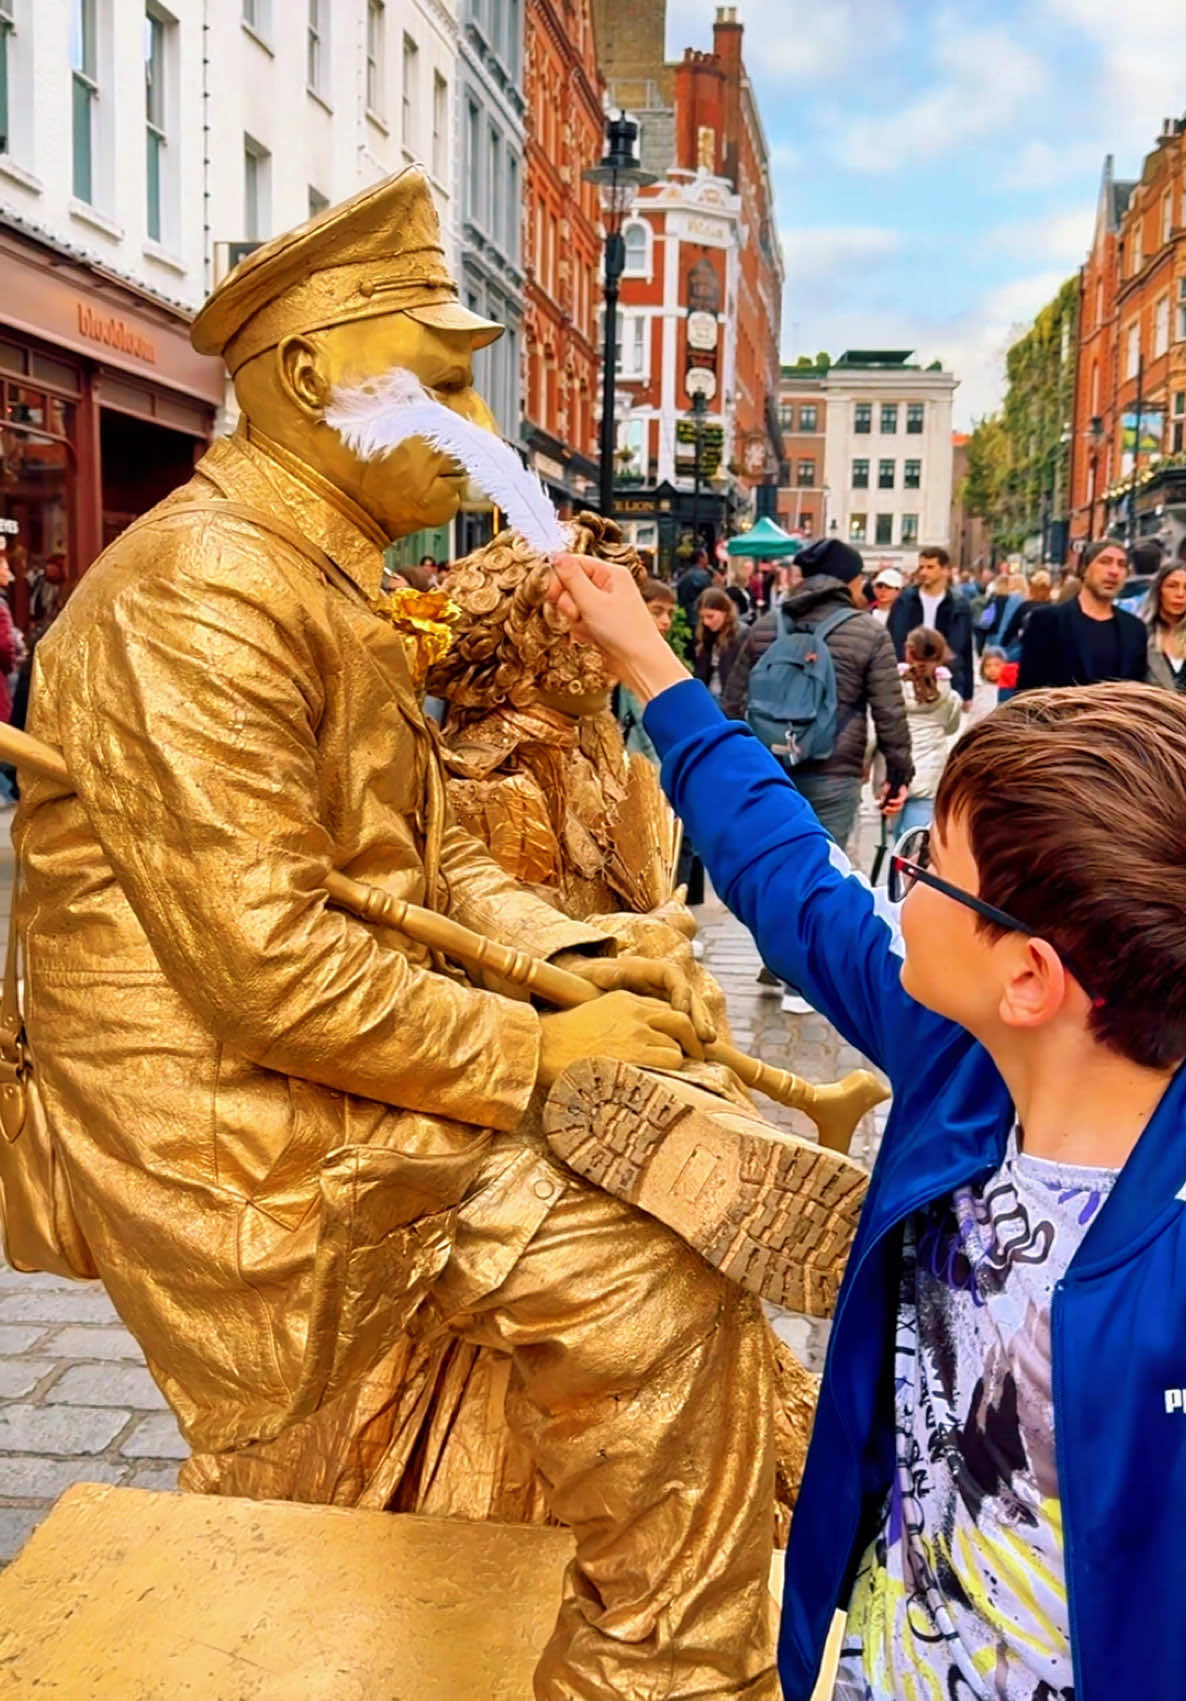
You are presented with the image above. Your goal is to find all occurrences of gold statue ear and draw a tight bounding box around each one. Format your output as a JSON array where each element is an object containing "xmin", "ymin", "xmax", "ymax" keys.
[{"xmin": 277, "ymin": 335, "xmax": 330, "ymax": 419}]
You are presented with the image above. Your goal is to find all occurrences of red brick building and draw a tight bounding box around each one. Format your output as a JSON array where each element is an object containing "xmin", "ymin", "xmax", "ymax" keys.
[
  {"xmin": 1069, "ymin": 126, "xmax": 1186, "ymax": 554},
  {"xmin": 522, "ymin": 0, "xmax": 605, "ymax": 512},
  {"xmin": 776, "ymin": 366, "xmax": 827, "ymax": 539},
  {"xmin": 595, "ymin": 4, "xmax": 784, "ymax": 568}
]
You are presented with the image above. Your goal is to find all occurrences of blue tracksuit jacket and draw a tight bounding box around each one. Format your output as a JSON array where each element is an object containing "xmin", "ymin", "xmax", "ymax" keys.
[{"xmin": 643, "ymin": 679, "xmax": 1186, "ymax": 1701}]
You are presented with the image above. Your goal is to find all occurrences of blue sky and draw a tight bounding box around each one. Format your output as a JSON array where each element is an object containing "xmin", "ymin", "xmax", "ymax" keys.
[{"xmin": 667, "ymin": 0, "xmax": 1186, "ymax": 426}]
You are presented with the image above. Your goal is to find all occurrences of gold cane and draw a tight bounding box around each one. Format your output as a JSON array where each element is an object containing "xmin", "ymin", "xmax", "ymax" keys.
[{"xmin": 0, "ymin": 723, "xmax": 886, "ymax": 1153}]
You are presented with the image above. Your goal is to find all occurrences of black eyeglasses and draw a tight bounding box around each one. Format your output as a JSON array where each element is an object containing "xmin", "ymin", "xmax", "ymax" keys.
[{"xmin": 888, "ymin": 826, "xmax": 1104, "ymax": 1008}]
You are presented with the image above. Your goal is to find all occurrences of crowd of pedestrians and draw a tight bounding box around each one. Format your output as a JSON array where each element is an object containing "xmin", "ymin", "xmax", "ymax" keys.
[{"xmin": 627, "ymin": 532, "xmax": 1186, "ymax": 976}]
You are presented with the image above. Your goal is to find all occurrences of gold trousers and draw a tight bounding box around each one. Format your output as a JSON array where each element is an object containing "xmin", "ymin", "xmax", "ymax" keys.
[{"xmin": 187, "ymin": 1140, "xmax": 780, "ymax": 1700}]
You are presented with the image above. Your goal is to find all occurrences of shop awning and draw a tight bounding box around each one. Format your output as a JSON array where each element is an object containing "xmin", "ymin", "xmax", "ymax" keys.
[{"xmin": 724, "ymin": 517, "xmax": 803, "ymax": 560}]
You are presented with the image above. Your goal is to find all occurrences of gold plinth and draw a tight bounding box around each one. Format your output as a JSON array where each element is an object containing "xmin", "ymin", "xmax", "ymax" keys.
[{"xmin": 0, "ymin": 1483, "xmax": 574, "ymax": 1699}]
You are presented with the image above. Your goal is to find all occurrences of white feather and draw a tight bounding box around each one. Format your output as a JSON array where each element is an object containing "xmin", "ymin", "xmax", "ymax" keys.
[{"xmin": 324, "ymin": 369, "xmax": 570, "ymax": 559}]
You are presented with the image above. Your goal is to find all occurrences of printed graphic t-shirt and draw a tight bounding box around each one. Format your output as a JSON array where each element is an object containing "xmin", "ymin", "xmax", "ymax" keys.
[{"xmin": 834, "ymin": 1131, "xmax": 1119, "ymax": 1701}]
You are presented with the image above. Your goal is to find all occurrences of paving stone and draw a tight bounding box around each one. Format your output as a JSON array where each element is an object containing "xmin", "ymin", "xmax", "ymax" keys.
[
  {"xmin": 0, "ymin": 1269, "xmax": 81, "ymax": 1293},
  {"xmin": 0, "ymin": 1403, "xmax": 127, "ymax": 1455},
  {"xmin": 0, "ymin": 1289, "xmax": 121, "ymax": 1326},
  {"xmin": 45, "ymin": 1363, "xmax": 167, "ymax": 1410},
  {"xmin": 0, "ymin": 1359, "xmax": 58, "ymax": 1401},
  {"xmin": 0, "ymin": 1326, "xmax": 46, "ymax": 1356},
  {"xmin": 0, "ymin": 1456, "xmax": 125, "ymax": 1502},
  {"xmin": 0, "ymin": 1505, "xmax": 43, "ymax": 1563},
  {"xmin": 119, "ymin": 1413, "xmax": 187, "ymax": 1460},
  {"xmin": 122, "ymin": 1462, "xmax": 182, "ymax": 1493},
  {"xmin": 40, "ymin": 1326, "xmax": 143, "ymax": 1361}
]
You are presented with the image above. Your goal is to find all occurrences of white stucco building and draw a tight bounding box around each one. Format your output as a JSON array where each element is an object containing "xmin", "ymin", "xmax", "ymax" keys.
[
  {"xmin": 821, "ymin": 352, "xmax": 957, "ymax": 571},
  {"xmin": 0, "ymin": 0, "xmax": 470, "ymax": 587}
]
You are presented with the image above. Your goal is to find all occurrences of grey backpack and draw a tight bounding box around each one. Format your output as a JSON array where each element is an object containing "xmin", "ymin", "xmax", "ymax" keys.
[{"xmin": 746, "ymin": 604, "xmax": 861, "ymax": 767}]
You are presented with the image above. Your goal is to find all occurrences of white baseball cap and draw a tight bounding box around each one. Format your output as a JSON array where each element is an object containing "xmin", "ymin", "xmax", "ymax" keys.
[{"xmin": 873, "ymin": 567, "xmax": 903, "ymax": 588}]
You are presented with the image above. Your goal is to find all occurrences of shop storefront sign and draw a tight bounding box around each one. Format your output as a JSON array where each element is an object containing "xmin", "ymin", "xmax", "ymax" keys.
[{"xmin": 76, "ymin": 305, "xmax": 157, "ymax": 366}]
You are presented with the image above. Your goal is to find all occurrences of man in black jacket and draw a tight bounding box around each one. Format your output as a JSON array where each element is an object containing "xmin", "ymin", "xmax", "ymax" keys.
[
  {"xmin": 887, "ymin": 545, "xmax": 974, "ymax": 706},
  {"xmin": 675, "ymin": 548, "xmax": 713, "ymax": 617},
  {"xmin": 1018, "ymin": 539, "xmax": 1147, "ymax": 691}
]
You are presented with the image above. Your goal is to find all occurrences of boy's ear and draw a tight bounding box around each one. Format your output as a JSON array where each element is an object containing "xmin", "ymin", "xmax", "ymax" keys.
[{"xmin": 997, "ymin": 938, "xmax": 1071, "ymax": 1033}]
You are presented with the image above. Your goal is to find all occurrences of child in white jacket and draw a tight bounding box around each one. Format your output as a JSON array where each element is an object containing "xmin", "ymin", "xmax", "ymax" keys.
[{"xmin": 895, "ymin": 626, "xmax": 963, "ymax": 837}]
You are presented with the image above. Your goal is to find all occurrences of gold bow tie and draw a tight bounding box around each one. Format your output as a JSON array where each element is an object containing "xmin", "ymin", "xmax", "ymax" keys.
[{"xmin": 370, "ymin": 587, "xmax": 460, "ymax": 690}]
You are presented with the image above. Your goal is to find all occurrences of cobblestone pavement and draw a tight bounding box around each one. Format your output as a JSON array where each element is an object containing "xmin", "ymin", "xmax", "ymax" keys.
[{"xmin": 0, "ymin": 800, "xmax": 893, "ymax": 1562}]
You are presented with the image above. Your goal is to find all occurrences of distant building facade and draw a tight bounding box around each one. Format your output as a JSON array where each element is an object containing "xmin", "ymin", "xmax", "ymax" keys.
[
  {"xmin": 0, "ymin": 0, "xmax": 464, "ymax": 598},
  {"xmin": 521, "ymin": 0, "xmax": 603, "ymax": 514},
  {"xmin": 776, "ymin": 366, "xmax": 827, "ymax": 539},
  {"xmin": 1069, "ymin": 122, "xmax": 1186, "ymax": 556},
  {"xmin": 949, "ymin": 433, "xmax": 992, "ymax": 574},
  {"xmin": 595, "ymin": 2, "xmax": 784, "ymax": 570},
  {"xmin": 821, "ymin": 351, "xmax": 957, "ymax": 572}
]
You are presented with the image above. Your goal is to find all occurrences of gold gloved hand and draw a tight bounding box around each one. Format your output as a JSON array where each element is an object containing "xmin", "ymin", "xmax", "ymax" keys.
[
  {"xmin": 552, "ymin": 953, "xmax": 716, "ymax": 1046},
  {"xmin": 537, "ymin": 991, "xmax": 705, "ymax": 1088}
]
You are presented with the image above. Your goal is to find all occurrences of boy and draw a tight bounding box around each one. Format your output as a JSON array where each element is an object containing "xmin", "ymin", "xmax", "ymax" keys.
[{"xmin": 548, "ymin": 551, "xmax": 1186, "ymax": 1701}]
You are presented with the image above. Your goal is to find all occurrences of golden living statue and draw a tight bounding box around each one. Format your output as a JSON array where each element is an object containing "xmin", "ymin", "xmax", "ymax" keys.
[{"xmin": 13, "ymin": 169, "xmax": 864, "ymax": 1698}]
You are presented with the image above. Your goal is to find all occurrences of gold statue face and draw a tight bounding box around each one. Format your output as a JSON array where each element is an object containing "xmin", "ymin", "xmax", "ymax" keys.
[
  {"xmin": 234, "ymin": 314, "xmax": 496, "ymax": 539},
  {"xmin": 427, "ymin": 515, "xmax": 647, "ymax": 720}
]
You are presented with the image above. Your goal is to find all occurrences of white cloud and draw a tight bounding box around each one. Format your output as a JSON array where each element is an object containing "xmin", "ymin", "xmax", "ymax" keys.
[
  {"xmin": 997, "ymin": 138, "xmax": 1103, "ymax": 193},
  {"xmin": 1041, "ymin": 0, "xmax": 1186, "ymax": 158},
  {"xmin": 981, "ymin": 205, "xmax": 1096, "ymax": 269},
  {"xmin": 783, "ymin": 268, "xmax": 1072, "ymax": 429},
  {"xmin": 780, "ymin": 225, "xmax": 901, "ymax": 283},
  {"xmin": 837, "ymin": 13, "xmax": 1047, "ymax": 173}
]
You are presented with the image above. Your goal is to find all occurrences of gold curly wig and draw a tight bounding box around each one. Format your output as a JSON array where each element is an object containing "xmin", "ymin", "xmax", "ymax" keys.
[{"xmin": 426, "ymin": 512, "xmax": 648, "ymax": 715}]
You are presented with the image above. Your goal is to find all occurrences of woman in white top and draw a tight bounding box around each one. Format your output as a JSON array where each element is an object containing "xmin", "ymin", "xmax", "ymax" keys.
[
  {"xmin": 894, "ymin": 625, "xmax": 963, "ymax": 838},
  {"xmin": 1143, "ymin": 559, "xmax": 1186, "ymax": 694}
]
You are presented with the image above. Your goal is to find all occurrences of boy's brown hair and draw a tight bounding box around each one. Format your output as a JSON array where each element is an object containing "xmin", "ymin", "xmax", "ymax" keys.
[{"xmin": 935, "ymin": 682, "xmax": 1186, "ymax": 1069}]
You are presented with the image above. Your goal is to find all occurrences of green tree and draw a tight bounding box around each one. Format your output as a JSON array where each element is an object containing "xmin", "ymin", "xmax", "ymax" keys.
[{"xmin": 963, "ymin": 416, "xmax": 1010, "ymax": 524}]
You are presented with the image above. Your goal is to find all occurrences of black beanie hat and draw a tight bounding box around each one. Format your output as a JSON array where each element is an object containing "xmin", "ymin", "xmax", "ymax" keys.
[{"xmin": 796, "ymin": 538, "xmax": 864, "ymax": 584}]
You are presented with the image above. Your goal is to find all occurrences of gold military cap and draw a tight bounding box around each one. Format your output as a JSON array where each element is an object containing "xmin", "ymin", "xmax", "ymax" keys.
[{"xmin": 191, "ymin": 166, "xmax": 503, "ymax": 374}]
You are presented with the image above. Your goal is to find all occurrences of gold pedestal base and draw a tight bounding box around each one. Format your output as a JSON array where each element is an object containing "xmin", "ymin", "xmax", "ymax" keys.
[{"xmin": 0, "ymin": 1483, "xmax": 574, "ymax": 1699}]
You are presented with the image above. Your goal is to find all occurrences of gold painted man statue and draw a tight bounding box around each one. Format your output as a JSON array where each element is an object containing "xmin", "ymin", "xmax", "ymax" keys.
[{"xmin": 17, "ymin": 170, "xmax": 786, "ymax": 1697}]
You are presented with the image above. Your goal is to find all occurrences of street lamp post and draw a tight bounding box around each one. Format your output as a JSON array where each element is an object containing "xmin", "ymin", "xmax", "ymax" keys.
[
  {"xmin": 583, "ymin": 114, "xmax": 657, "ymax": 522},
  {"xmin": 688, "ymin": 390, "xmax": 708, "ymax": 548}
]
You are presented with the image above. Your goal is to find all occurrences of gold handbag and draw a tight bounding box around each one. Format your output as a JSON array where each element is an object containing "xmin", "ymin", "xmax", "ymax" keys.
[{"xmin": 0, "ymin": 871, "xmax": 97, "ymax": 1279}]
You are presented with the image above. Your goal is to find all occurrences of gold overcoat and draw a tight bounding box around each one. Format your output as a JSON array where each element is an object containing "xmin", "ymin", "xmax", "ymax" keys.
[{"xmin": 15, "ymin": 428, "xmax": 606, "ymax": 1455}]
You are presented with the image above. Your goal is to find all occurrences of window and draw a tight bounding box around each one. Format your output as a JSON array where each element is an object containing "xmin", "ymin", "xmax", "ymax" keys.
[
  {"xmin": 880, "ymin": 403, "xmax": 898, "ymax": 434},
  {"xmin": 1125, "ymin": 319, "xmax": 1140, "ymax": 379},
  {"xmin": 244, "ymin": 134, "xmax": 270, "ymax": 241},
  {"xmin": 0, "ymin": 0, "xmax": 14, "ymax": 156},
  {"xmin": 401, "ymin": 35, "xmax": 417, "ymax": 147},
  {"xmin": 903, "ymin": 458, "xmax": 921, "ymax": 489},
  {"xmin": 1178, "ymin": 277, "xmax": 1186, "ymax": 343},
  {"xmin": 71, "ymin": 0, "xmax": 99, "ymax": 204},
  {"xmin": 242, "ymin": 0, "xmax": 270, "ymax": 34},
  {"xmin": 778, "ymin": 402, "xmax": 793, "ymax": 430},
  {"xmin": 878, "ymin": 458, "xmax": 895, "ymax": 489},
  {"xmin": 854, "ymin": 402, "xmax": 872, "ymax": 434},
  {"xmin": 618, "ymin": 315, "xmax": 645, "ymax": 377},
  {"xmin": 623, "ymin": 222, "xmax": 649, "ymax": 276},
  {"xmin": 1163, "ymin": 191, "xmax": 1174, "ymax": 245},
  {"xmin": 431, "ymin": 71, "xmax": 447, "ymax": 181},
  {"xmin": 465, "ymin": 97, "xmax": 480, "ymax": 219},
  {"xmin": 366, "ymin": 0, "xmax": 384, "ymax": 116},
  {"xmin": 307, "ymin": 0, "xmax": 325, "ymax": 95},
  {"xmin": 875, "ymin": 514, "xmax": 893, "ymax": 545},
  {"xmin": 1155, "ymin": 294, "xmax": 1170, "ymax": 358},
  {"xmin": 507, "ymin": 0, "xmax": 521, "ymax": 77},
  {"xmin": 506, "ymin": 154, "xmax": 519, "ymax": 257},
  {"xmin": 308, "ymin": 185, "xmax": 328, "ymax": 217},
  {"xmin": 799, "ymin": 403, "xmax": 817, "ymax": 432},
  {"xmin": 797, "ymin": 459, "xmax": 815, "ymax": 487},
  {"xmin": 1132, "ymin": 221, "xmax": 1143, "ymax": 275},
  {"xmin": 851, "ymin": 458, "xmax": 869, "ymax": 489},
  {"xmin": 901, "ymin": 513, "xmax": 918, "ymax": 545},
  {"xmin": 144, "ymin": 7, "xmax": 167, "ymax": 242},
  {"xmin": 849, "ymin": 513, "xmax": 867, "ymax": 544},
  {"xmin": 488, "ymin": 126, "xmax": 502, "ymax": 244},
  {"xmin": 906, "ymin": 402, "xmax": 924, "ymax": 434}
]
